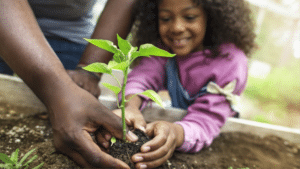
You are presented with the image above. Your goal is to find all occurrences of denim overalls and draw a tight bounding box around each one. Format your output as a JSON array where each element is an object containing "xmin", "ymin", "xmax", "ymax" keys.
[{"xmin": 165, "ymin": 57, "xmax": 239, "ymax": 118}]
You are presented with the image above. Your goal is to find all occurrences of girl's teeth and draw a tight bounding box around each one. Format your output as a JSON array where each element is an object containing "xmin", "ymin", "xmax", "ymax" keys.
[{"xmin": 174, "ymin": 39, "xmax": 187, "ymax": 46}]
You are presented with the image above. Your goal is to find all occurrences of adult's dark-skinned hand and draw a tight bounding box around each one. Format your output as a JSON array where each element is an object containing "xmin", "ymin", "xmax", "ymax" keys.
[
  {"xmin": 0, "ymin": 0, "xmax": 138, "ymax": 168},
  {"xmin": 49, "ymin": 81, "xmax": 138, "ymax": 168},
  {"xmin": 67, "ymin": 68, "xmax": 101, "ymax": 98}
]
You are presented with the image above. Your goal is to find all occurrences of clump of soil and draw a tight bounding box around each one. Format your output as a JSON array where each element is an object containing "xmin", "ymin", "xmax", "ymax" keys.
[
  {"xmin": 109, "ymin": 129, "xmax": 172, "ymax": 169},
  {"xmin": 109, "ymin": 129, "xmax": 149, "ymax": 168},
  {"xmin": 1, "ymin": 103, "xmax": 300, "ymax": 169}
]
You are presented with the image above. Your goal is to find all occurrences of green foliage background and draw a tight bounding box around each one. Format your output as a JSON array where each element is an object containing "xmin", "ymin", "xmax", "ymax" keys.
[{"xmin": 243, "ymin": 3, "xmax": 300, "ymax": 126}]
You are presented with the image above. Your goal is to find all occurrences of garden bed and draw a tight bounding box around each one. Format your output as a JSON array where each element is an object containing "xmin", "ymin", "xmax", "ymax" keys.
[{"xmin": 1, "ymin": 74, "xmax": 300, "ymax": 169}]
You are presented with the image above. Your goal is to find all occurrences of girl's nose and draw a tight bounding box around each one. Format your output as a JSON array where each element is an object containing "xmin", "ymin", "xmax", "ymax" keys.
[{"xmin": 171, "ymin": 18, "xmax": 185, "ymax": 33}]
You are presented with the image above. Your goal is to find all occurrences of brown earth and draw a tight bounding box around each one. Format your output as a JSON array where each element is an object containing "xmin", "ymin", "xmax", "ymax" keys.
[{"xmin": 1, "ymin": 102, "xmax": 300, "ymax": 169}]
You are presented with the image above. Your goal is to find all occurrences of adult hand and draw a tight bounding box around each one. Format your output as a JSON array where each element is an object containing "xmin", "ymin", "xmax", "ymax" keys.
[
  {"xmin": 131, "ymin": 121, "xmax": 184, "ymax": 169},
  {"xmin": 112, "ymin": 105, "xmax": 146, "ymax": 132},
  {"xmin": 0, "ymin": 0, "xmax": 138, "ymax": 168},
  {"xmin": 67, "ymin": 68, "xmax": 101, "ymax": 98},
  {"xmin": 49, "ymin": 83, "xmax": 138, "ymax": 168}
]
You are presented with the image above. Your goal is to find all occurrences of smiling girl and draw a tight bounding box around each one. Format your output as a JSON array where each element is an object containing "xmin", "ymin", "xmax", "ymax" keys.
[{"xmin": 112, "ymin": 0, "xmax": 256, "ymax": 168}]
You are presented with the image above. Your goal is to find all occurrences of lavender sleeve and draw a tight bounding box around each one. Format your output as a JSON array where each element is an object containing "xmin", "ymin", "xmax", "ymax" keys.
[
  {"xmin": 175, "ymin": 94, "xmax": 233, "ymax": 153},
  {"xmin": 175, "ymin": 49, "xmax": 248, "ymax": 153},
  {"xmin": 124, "ymin": 57, "xmax": 168, "ymax": 109}
]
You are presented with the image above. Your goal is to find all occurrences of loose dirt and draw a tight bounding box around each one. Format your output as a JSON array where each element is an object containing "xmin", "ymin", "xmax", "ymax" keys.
[{"xmin": 1, "ymin": 102, "xmax": 300, "ymax": 169}]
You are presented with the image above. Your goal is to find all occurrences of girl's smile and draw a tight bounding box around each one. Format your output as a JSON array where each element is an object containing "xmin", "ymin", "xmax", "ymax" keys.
[
  {"xmin": 172, "ymin": 37, "xmax": 191, "ymax": 47},
  {"xmin": 158, "ymin": 0, "xmax": 207, "ymax": 56}
]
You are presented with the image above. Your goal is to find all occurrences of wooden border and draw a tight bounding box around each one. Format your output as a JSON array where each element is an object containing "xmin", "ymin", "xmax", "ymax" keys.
[{"xmin": 1, "ymin": 73, "xmax": 300, "ymax": 144}]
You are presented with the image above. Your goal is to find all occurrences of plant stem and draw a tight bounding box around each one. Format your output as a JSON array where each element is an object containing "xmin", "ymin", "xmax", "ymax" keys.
[
  {"xmin": 111, "ymin": 73, "xmax": 122, "ymax": 88},
  {"xmin": 121, "ymin": 65, "xmax": 129, "ymax": 141}
]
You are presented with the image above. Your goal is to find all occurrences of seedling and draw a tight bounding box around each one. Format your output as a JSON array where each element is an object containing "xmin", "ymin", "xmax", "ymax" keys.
[
  {"xmin": 83, "ymin": 34, "xmax": 175, "ymax": 141},
  {"xmin": 0, "ymin": 148, "xmax": 44, "ymax": 169}
]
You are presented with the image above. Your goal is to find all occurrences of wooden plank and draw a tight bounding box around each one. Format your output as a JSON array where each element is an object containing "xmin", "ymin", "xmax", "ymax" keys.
[
  {"xmin": 1, "ymin": 73, "xmax": 300, "ymax": 144},
  {"xmin": 142, "ymin": 104, "xmax": 300, "ymax": 144},
  {"xmin": 222, "ymin": 117, "xmax": 300, "ymax": 144},
  {"xmin": 0, "ymin": 74, "xmax": 46, "ymax": 112}
]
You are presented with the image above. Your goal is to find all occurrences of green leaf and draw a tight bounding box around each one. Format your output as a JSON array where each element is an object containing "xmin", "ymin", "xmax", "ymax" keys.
[
  {"xmin": 117, "ymin": 34, "xmax": 132, "ymax": 56},
  {"xmin": 0, "ymin": 153, "xmax": 13, "ymax": 164},
  {"xmin": 19, "ymin": 148, "xmax": 36, "ymax": 166},
  {"xmin": 138, "ymin": 90, "xmax": 165, "ymax": 108},
  {"xmin": 130, "ymin": 51, "xmax": 141, "ymax": 61},
  {"xmin": 32, "ymin": 162, "xmax": 44, "ymax": 169},
  {"xmin": 138, "ymin": 44, "xmax": 176, "ymax": 58},
  {"xmin": 112, "ymin": 50, "xmax": 125, "ymax": 63},
  {"xmin": 111, "ymin": 137, "xmax": 116, "ymax": 144},
  {"xmin": 0, "ymin": 163, "xmax": 9, "ymax": 168},
  {"xmin": 10, "ymin": 149, "xmax": 19, "ymax": 163},
  {"xmin": 102, "ymin": 83, "xmax": 121, "ymax": 95},
  {"xmin": 128, "ymin": 46, "xmax": 138, "ymax": 60},
  {"xmin": 23, "ymin": 155, "xmax": 38, "ymax": 166},
  {"xmin": 84, "ymin": 38, "xmax": 119, "ymax": 54},
  {"xmin": 82, "ymin": 63, "xmax": 112, "ymax": 75},
  {"xmin": 108, "ymin": 60, "xmax": 128, "ymax": 71}
]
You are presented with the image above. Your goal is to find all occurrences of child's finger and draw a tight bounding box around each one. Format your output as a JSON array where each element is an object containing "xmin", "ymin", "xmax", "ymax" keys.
[
  {"xmin": 112, "ymin": 109, "xmax": 122, "ymax": 118},
  {"xmin": 142, "ymin": 123, "xmax": 169, "ymax": 152},
  {"xmin": 141, "ymin": 132, "xmax": 167, "ymax": 152},
  {"xmin": 132, "ymin": 140, "xmax": 175, "ymax": 167},
  {"xmin": 133, "ymin": 116, "xmax": 147, "ymax": 132},
  {"xmin": 145, "ymin": 121, "xmax": 155, "ymax": 137},
  {"xmin": 135, "ymin": 150, "xmax": 173, "ymax": 169}
]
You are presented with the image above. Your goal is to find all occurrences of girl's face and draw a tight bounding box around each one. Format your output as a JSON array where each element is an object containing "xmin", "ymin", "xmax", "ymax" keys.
[{"xmin": 158, "ymin": 0, "xmax": 207, "ymax": 56}]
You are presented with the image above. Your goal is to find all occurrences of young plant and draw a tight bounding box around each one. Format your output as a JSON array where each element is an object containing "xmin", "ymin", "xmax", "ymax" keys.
[
  {"xmin": 0, "ymin": 148, "xmax": 44, "ymax": 169},
  {"xmin": 83, "ymin": 34, "xmax": 175, "ymax": 141}
]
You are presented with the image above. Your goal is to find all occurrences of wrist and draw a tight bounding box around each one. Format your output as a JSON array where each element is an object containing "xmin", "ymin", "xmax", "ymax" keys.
[
  {"xmin": 75, "ymin": 64, "xmax": 102, "ymax": 81},
  {"xmin": 32, "ymin": 69, "xmax": 76, "ymax": 108},
  {"xmin": 125, "ymin": 95, "xmax": 142, "ymax": 109},
  {"xmin": 173, "ymin": 123, "xmax": 185, "ymax": 148},
  {"xmin": 125, "ymin": 100, "xmax": 140, "ymax": 111}
]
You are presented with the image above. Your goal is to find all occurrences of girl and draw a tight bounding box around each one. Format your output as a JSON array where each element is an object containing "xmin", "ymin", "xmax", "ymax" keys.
[{"xmin": 113, "ymin": 0, "xmax": 256, "ymax": 168}]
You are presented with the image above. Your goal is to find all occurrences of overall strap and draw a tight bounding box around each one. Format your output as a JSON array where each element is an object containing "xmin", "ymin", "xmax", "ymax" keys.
[{"xmin": 165, "ymin": 57, "xmax": 208, "ymax": 110}]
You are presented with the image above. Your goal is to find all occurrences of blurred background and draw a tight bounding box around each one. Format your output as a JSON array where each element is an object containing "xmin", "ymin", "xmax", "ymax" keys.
[
  {"xmin": 241, "ymin": 0, "xmax": 300, "ymax": 129},
  {"xmin": 93, "ymin": 0, "xmax": 300, "ymax": 128}
]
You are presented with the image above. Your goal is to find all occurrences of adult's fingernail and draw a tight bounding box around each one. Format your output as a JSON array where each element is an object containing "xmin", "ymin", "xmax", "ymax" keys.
[
  {"xmin": 139, "ymin": 164, "xmax": 147, "ymax": 169},
  {"xmin": 142, "ymin": 146, "xmax": 150, "ymax": 152},
  {"xmin": 128, "ymin": 131, "xmax": 138, "ymax": 141}
]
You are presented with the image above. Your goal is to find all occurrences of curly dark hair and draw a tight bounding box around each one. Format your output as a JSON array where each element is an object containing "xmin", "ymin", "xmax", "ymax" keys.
[{"xmin": 131, "ymin": 0, "xmax": 257, "ymax": 58}]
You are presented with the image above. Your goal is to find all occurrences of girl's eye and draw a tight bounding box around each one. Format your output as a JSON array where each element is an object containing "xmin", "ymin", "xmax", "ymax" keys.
[
  {"xmin": 159, "ymin": 17, "xmax": 171, "ymax": 22},
  {"xmin": 185, "ymin": 16, "xmax": 196, "ymax": 21}
]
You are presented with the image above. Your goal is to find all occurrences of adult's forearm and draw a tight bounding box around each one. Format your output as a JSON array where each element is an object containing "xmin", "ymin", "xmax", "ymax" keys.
[
  {"xmin": 79, "ymin": 0, "xmax": 137, "ymax": 65},
  {"xmin": 0, "ymin": 0, "xmax": 72, "ymax": 105}
]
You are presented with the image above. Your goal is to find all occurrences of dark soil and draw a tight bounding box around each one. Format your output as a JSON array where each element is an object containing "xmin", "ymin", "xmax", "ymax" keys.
[
  {"xmin": 109, "ymin": 129, "xmax": 172, "ymax": 169},
  {"xmin": 1, "ymin": 102, "xmax": 300, "ymax": 169}
]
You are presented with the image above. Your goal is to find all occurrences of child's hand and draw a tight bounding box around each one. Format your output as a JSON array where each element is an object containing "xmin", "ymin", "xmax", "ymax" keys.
[
  {"xmin": 131, "ymin": 121, "xmax": 184, "ymax": 169},
  {"xmin": 112, "ymin": 106, "xmax": 146, "ymax": 132}
]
